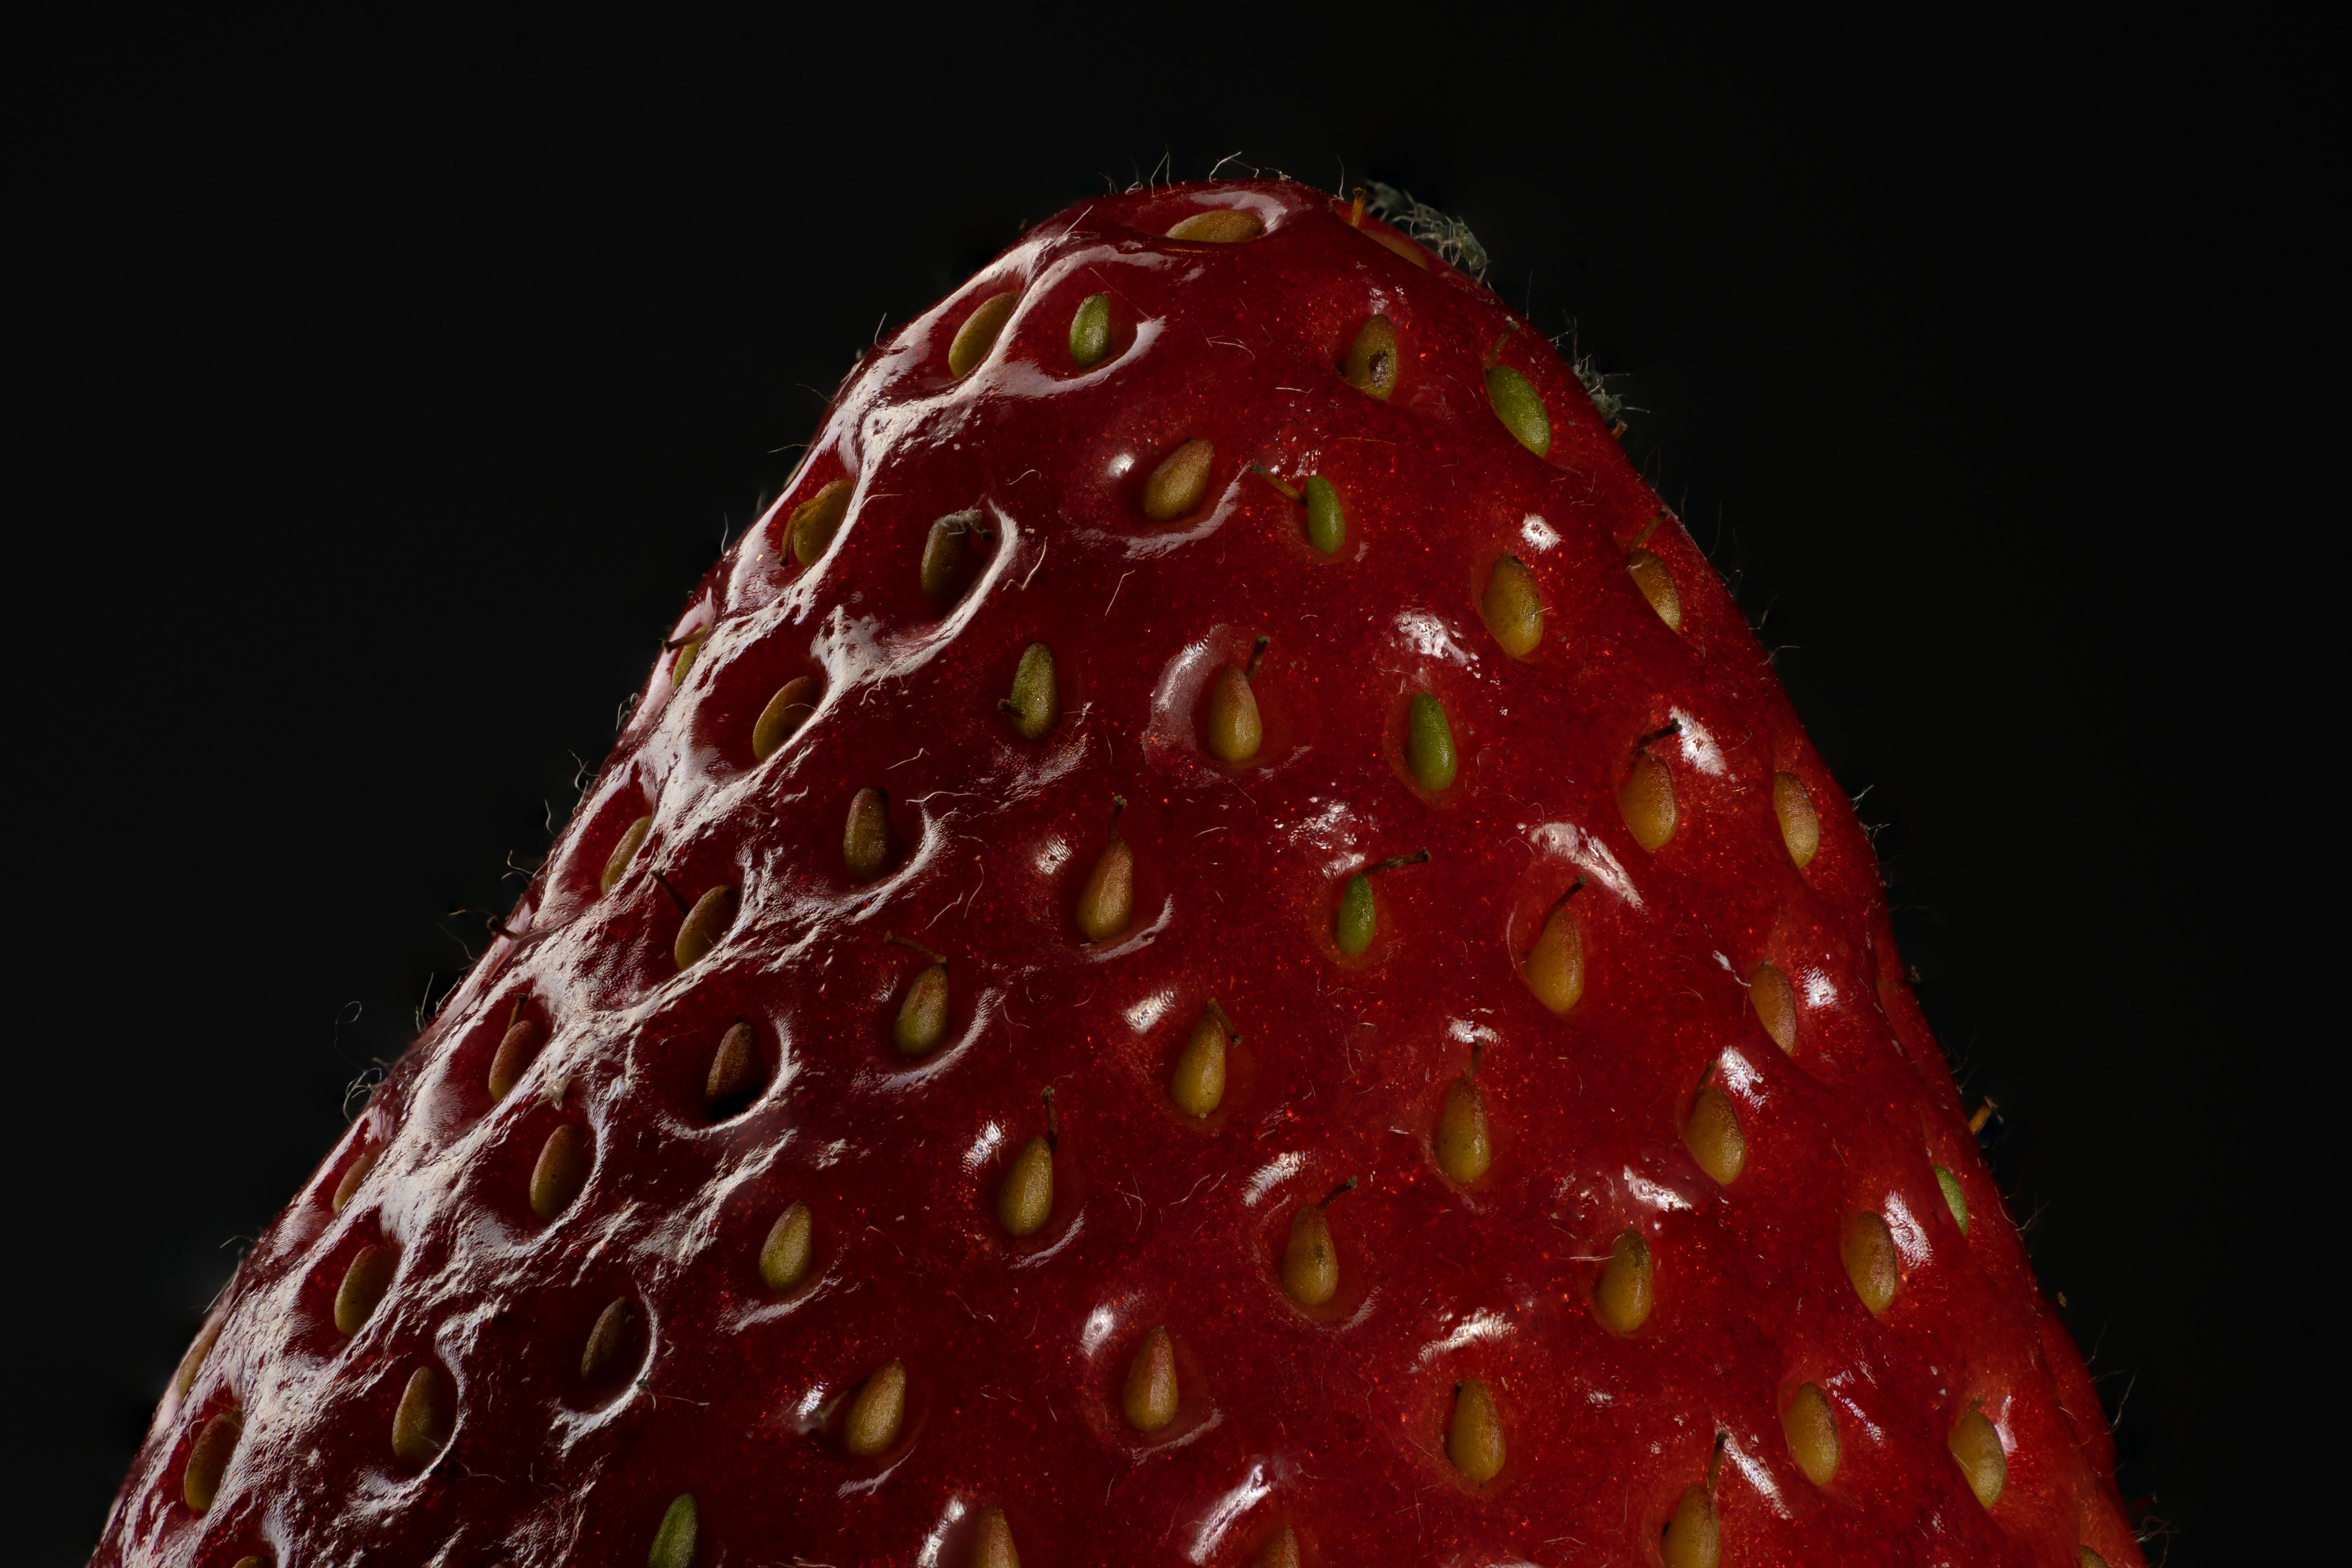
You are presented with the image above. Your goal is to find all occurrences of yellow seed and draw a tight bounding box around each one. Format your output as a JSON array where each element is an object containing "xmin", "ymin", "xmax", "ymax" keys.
[
  {"xmin": 2078, "ymin": 1551, "xmax": 2109, "ymax": 1568},
  {"xmin": 759, "ymin": 1201, "xmax": 814, "ymax": 1291},
  {"xmin": 231, "ymin": 1558, "xmax": 265, "ymax": 1568},
  {"xmin": 1628, "ymin": 547, "xmax": 1683, "ymax": 630},
  {"xmin": 488, "ymin": 1017, "xmax": 544, "ymax": 1100},
  {"xmin": 1749, "ymin": 962, "xmax": 1798, "ymax": 1052},
  {"xmin": 1076, "ymin": 838, "xmax": 1134, "ymax": 943},
  {"xmin": 1949, "ymin": 1408, "xmax": 2007, "ymax": 1507},
  {"xmin": 948, "ymin": 289, "xmax": 1020, "ymax": 377},
  {"xmin": 1166, "ymin": 209, "xmax": 1263, "ymax": 243},
  {"xmin": 705, "ymin": 1021, "xmax": 759, "ymax": 1111},
  {"xmin": 843, "ymin": 1359, "xmax": 907, "ymax": 1456},
  {"xmin": 1281, "ymin": 1205, "xmax": 1339, "ymax": 1307},
  {"xmin": 921, "ymin": 510, "xmax": 987, "ymax": 610},
  {"xmin": 172, "ymin": 1319, "xmax": 222, "ymax": 1404},
  {"xmin": 789, "ymin": 478, "xmax": 853, "ymax": 567},
  {"xmin": 1142, "ymin": 437, "xmax": 1215, "ymax": 521},
  {"xmin": 668, "ymin": 633, "xmax": 705, "ymax": 690},
  {"xmin": 530, "ymin": 1124, "xmax": 590, "ymax": 1220},
  {"xmin": 579, "ymin": 1298, "xmax": 637, "ymax": 1381},
  {"xmin": 1773, "ymin": 772, "xmax": 1820, "ymax": 867},
  {"xmin": 1594, "ymin": 1229, "xmax": 1654, "ymax": 1334},
  {"xmin": 1342, "ymin": 315, "xmax": 1398, "ymax": 399},
  {"xmin": 1251, "ymin": 1525, "xmax": 1301, "ymax": 1568},
  {"xmin": 183, "ymin": 1409, "xmax": 240, "ymax": 1512},
  {"xmin": 1205, "ymin": 665, "xmax": 1262, "ymax": 764},
  {"xmin": 1660, "ymin": 1484, "xmax": 1720, "ymax": 1568},
  {"xmin": 844, "ymin": 787, "xmax": 893, "ymax": 880},
  {"xmin": 674, "ymin": 884, "xmax": 739, "ymax": 969},
  {"xmin": 1783, "ymin": 1381, "xmax": 1840, "ymax": 1485},
  {"xmin": 600, "ymin": 814, "xmax": 653, "ymax": 893},
  {"xmin": 1169, "ymin": 1008, "xmax": 1228, "ymax": 1117},
  {"xmin": 1682, "ymin": 1087, "xmax": 1746, "ymax": 1185},
  {"xmin": 893, "ymin": 962, "xmax": 951, "ymax": 1056},
  {"xmin": 390, "ymin": 1365, "xmax": 450, "ymax": 1464},
  {"xmin": 1004, "ymin": 642, "xmax": 1059, "ymax": 739},
  {"xmin": 1620, "ymin": 753, "xmax": 1677, "ymax": 851},
  {"xmin": 997, "ymin": 1135, "xmax": 1054, "ymax": 1237},
  {"xmin": 1446, "ymin": 1378, "xmax": 1505, "ymax": 1483},
  {"xmin": 1935, "ymin": 1165, "xmax": 1970, "ymax": 1235},
  {"xmin": 1436, "ymin": 1074, "xmax": 1491, "ymax": 1185},
  {"xmin": 1481, "ymin": 555, "xmax": 1544, "ymax": 657},
  {"xmin": 1522, "ymin": 901, "xmax": 1584, "ymax": 1014},
  {"xmin": 648, "ymin": 1494, "xmax": 699, "ymax": 1568},
  {"xmin": 333, "ymin": 1244, "xmax": 396, "ymax": 1336},
  {"xmin": 969, "ymin": 1504, "xmax": 1021, "ymax": 1568},
  {"xmin": 752, "ymin": 675, "xmax": 820, "ymax": 760},
  {"xmin": 1122, "ymin": 1326, "xmax": 1179, "ymax": 1432},
  {"xmin": 330, "ymin": 1146, "xmax": 379, "ymax": 1214},
  {"xmin": 1843, "ymin": 1211, "xmax": 1899, "ymax": 1314}
]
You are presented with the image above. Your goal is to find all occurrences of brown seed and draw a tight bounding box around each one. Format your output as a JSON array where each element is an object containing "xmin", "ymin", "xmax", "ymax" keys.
[
  {"xmin": 673, "ymin": 884, "xmax": 739, "ymax": 969},
  {"xmin": 969, "ymin": 1504, "xmax": 1021, "ymax": 1568},
  {"xmin": 1682, "ymin": 1086, "xmax": 1746, "ymax": 1185},
  {"xmin": 1522, "ymin": 899, "xmax": 1584, "ymax": 1014},
  {"xmin": 390, "ymin": 1365, "xmax": 451, "ymax": 1465},
  {"xmin": 1446, "ymin": 1378, "xmax": 1505, "ymax": 1483},
  {"xmin": 1842, "ymin": 1210, "xmax": 1900, "ymax": 1314},
  {"xmin": 1002, "ymin": 642, "xmax": 1059, "ymax": 739},
  {"xmin": 1783, "ymin": 1381, "xmax": 1840, "ymax": 1486},
  {"xmin": 705, "ymin": 1021, "xmax": 760, "ymax": 1112},
  {"xmin": 752, "ymin": 675, "xmax": 821, "ymax": 760},
  {"xmin": 759, "ymin": 1200, "xmax": 814, "ymax": 1291},
  {"xmin": 1594, "ymin": 1229, "xmax": 1654, "ymax": 1334},
  {"xmin": 1281, "ymin": 1204, "xmax": 1339, "ymax": 1307},
  {"xmin": 488, "ymin": 1017, "xmax": 544, "ymax": 1100},
  {"xmin": 1481, "ymin": 554, "xmax": 1544, "ymax": 657},
  {"xmin": 333, "ymin": 1244, "xmax": 396, "ymax": 1336},
  {"xmin": 996, "ymin": 1135, "xmax": 1054, "ymax": 1238},
  {"xmin": 330, "ymin": 1146, "xmax": 380, "ymax": 1213},
  {"xmin": 1076, "ymin": 838, "xmax": 1134, "ymax": 943},
  {"xmin": 947, "ymin": 289, "xmax": 1020, "ymax": 377},
  {"xmin": 1660, "ymin": 1483, "xmax": 1720, "ymax": 1568},
  {"xmin": 2078, "ymin": 1551, "xmax": 2109, "ymax": 1568},
  {"xmin": 1628, "ymin": 546, "xmax": 1683, "ymax": 630},
  {"xmin": 1165, "ymin": 209, "xmax": 1264, "ymax": 243},
  {"xmin": 579, "ymin": 1298, "xmax": 637, "ymax": 1382},
  {"xmin": 1121, "ymin": 1326, "xmax": 1179, "ymax": 1432},
  {"xmin": 600, "ymin": 814, "xmax": 653, "ymax": 893},
  {"xmin": 1341, "ymin": 315, "xmax": 1398, "ymax": 399},
  {"xmin": 844, "ymin": 787, "xmax": 894, "ymax": 880},
  {"xmin": 843, "ymin": 1359, "xmax": 907, "ymax": 1455},
  {"xmin": 1949, "ymin": 1407, "xmax": 2007, "ymax": 1507},
  {"xmin": 1251, "ymin": 1525, "xmax": 1301, "ymax": 1568},
  {"xmin": 171, "ymin": 1319, "xmax": 222, "ymax": 1405},
  {"xmin": 1748, "ymin": 962, "xmax": 1798, "ymax": 1052},
  {"xmin": 1203, "ymin": 665, "xmax": 1263, "ymax": 765},
  {"xmin": 921, "ymin": 509, "xmax": 988, "ymax": 610},
  {"xmin": 1436, "ymin": 1073, "xmax": 1492, "ymax": 1185},
  {"xmin": 788, "ymin": 478, "xmax": 853, "ymax": 567},
  {"xmin": 1142, "ymin": 437, "xmax": 1215, "ymax": 521},
  {"xmin": 1169, "ymin": 1007, "xmax": 1228, "ymax": 1118},
  {"xmin": 1773, "ymin": 771, "xmax": 1820, "ymax": 867},
  {"xmin": 1620, "ymin": 752, "xmax": 1677, "ymax": 851},
  {"xmin": 183, "ymin": 1409, "xmax": 240, "ymax": 1512},
  {"xmin": 530, "ymin": 1124, "xmax": 590, "ymax": 1220},
  {"xmin": 894, "ymin": 962, "xmax": 951, "ymax": 1057}
]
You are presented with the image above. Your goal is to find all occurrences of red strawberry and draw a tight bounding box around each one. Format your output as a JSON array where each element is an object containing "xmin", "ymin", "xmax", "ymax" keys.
[{"xmin": 98, "ymin": 178, "xmax": 2142, "ymax": 1568}]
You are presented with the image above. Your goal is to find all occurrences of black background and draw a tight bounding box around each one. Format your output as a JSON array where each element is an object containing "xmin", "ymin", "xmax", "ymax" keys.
[{"xmin": 26, "ymin": 15, "xmax": 2314, "ymax": 1563}]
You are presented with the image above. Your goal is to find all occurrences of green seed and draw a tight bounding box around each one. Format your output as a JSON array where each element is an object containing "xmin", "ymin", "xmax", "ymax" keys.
[
  {"xmin": 1003, "ymin": 641, "xmax": 1059, "ymax": 739},
  {"xmin": 1070, "ymin": 292, "xmax": 1112, "ymax": 367},
  {"xmin": 1302, "ymin": 475, "xmax": 1344, "ymax": 554},
  {"xmin": 1342, "ymin": 316, "xmax": 1398, "ymax": 399},
  {"xmin": 894, "ymin": 962, "xmax": 950, "ymax": 1056},
  {"xmin": 1935, "ymin": 1164, "xmax": 1969, "ymax": 1234},
  {"xmin": 1336, "ymin": 873, "xmax": 1377, "ymax": 956},
  {"xmin": 1484, "ymin": 365, "xmax": 1551, "ymax": 457},
  {"xmin": 947, "ymin": 289, "xmax": 1018, "ymax": 378},
  {"xmin": 648, "ymin": 1492, "xmax": 699, "ymax": 1568},
  {"xmin": 1407, "ymin": 692, "xmax": 1456, "ymax": 791}
]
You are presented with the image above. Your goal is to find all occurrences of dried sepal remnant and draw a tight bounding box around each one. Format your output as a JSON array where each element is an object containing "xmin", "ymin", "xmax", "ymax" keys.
[
  {"xmin": 1001, "ymin": 642, "xmax": 1059, "ymax": 739},
  {"xmin": 1949, "ymin": 1407, "xmax": 2007, "ymax": 1507},
  {"xmin": 183, "ymin": 1409, "xmax": 241, "ymax": 1512},
  {"xmin": 1843, "ymin": 1211, "xmax": 1900, "ymax": 1314},
  {"xmin": 332, "ymin": 1244, "xmax": 396, "ymax": 1336},
  {"xmin": 752, "ymin": 675, "xmax": 821, "ymax": 760},
  {"xmin": 1170, "ymin": 1003, "xmax": 1230, "ymax": 1117},
  {"xmin": 1683, "ymin": 1084, "xmax": 1746, "ymax": 1185},
  {"xmin": 1342, "ymin": 315, "xmax": 1399, "ymax": 399},
  {"xmin": 1485, "ymin": 365, "xmax": 1551, "ymax": 457},
  {"xmin": 1594, "ymin": 1228, "xmax": 1655, "ymax": 1334},
  {"xmin": 759, "ymin": 1201, "xmax": 815, "ymax": 1291},
  {"xmin": 530, "ymin": 1125, "xmax": 590, "ymax": 1221},
  {"xmin": 1166, "ymin": 209, "xmax": 1263, "ymax": 243},
  {"xmin": 947, "ymin": 290, "xmax": 1019, "ymax": 378},
  {"xmin": 1773, "ymin": 771, "xmax": 1820, "ymax": 866},
  {"xmin": 1783, "ymin": 1382, "xmax": 1840, "ymax": 1485},
  {"xmin": 1143, "ymin": 437, "xmax": 1216, "ymax": 521},
  {"xmin": 1482, "ymin": 554, "xmax": 1544, "ymax": 657},
  {"xmin": 673, "ymin": 885, "xmax": 739, "ymax": 969},
  {"xmin": 842, "ymin": 1359, "xmax": 908, "ymax": 1456},
  {"xmin": 1749, "ymin": 962, "xmax": 1798, "ymax": 1052},
  {"xmin": 599, "ymin": 814, "xmax": 652, "ymax": 894},
  {"xmin": 1122, "ymin": 1326, "xmax": 1180, "ymax": 1432},
  {"xmin": 648, "ymin": 1493, "xmax": 699, "ymax": 1568},
  {"xmin": 1446, "ymin": 1378, "xmax": 1505, "ymax": 1483},
  {"xmin": 788, "ymin": 479, "xmax": 853, "ymax": 568},
  {"xmin": 1660, "ymin": 1482, "xmax": 1720, "ymax": 1568},
  {"xmin": 390, "ymin": 1365, "xmax": 451, "ymax": 1465}
]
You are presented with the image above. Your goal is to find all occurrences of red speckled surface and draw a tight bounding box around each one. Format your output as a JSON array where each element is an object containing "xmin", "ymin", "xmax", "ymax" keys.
[{"xmin": 97, "ymin": 180, "xmax": 2142, "ymax": 1568}]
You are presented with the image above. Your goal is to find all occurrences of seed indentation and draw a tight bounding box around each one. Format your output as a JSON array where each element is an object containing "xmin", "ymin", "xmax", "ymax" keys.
[
  {"xmin": 330, "ymin": 1147, "xmax": 379, "ymax": 1214},
  {"xmin": 601, "ymin": 815, "xmax": 653, "ymax": 894},
  {"xmin": 1594, "ymin": 1228, "xmax": 1653, "ymax": 1334},
  {"xmin": 970, "ymin": 1505, "xmax": 1020, "ymax": 1568},
  {"xmin": 390, "ymin": 1365, "xmax": 450, "ymax": 1465},
  {"xmin": 1205, "ymin": 662, "xmax": 1263, "ymax": 765},
  {"xmin": 1522, "ymin": 887, "xmax": 1585, "ymax": 1014},
  {"xmin": 1142, "ymin": 438, "xmax": 1215, "ymax": 521},
  {"xmin": 183, "ymin": 1410, "xmax": 240, "ymax": 1512},
  {"xmin": 530, "ymin": 1124, "xmax": 590, "ymax": 1220},
  {"xmin": 1122, "ymin": 1326, "xmax": 1179, "ymax": 1431},
  {"xmin": 921, "ymin": 509, "xmax": 989, "ymax": 611},
  {"xmin": 488, "ymin": 1016, "xmax": 544, "ymax": 1101},
  {"xmin": 1437, "ymin": 1069, "xmax": 1492, "ymax": 1185},
  {"xmin": 947, "ymin": 290, "xmax": 1019, "ymax": 377},
  {"xmin": 1842, "ymin": 1210, "xmax": 1899, "ymax": 1314},
  {"xmin": 674, "ymin": 885, "xmax": 739, "ymax": 969},
  {"xmin": 894, "ymin": 960, "xmax": 951, "ymax": 1058},
  {"xmin": 1784, "ymin": 1381, "xmax": 1840, "ymax": 1485},
  {"xmin": 1336, "ymin": 849, "xmax": 1429, "ymax": 956},
  {"xmin": 1481, "ymin": 555, "xmax": 1544, "ymax": 657},
  {"xmin": 704, "ymin": 1021, "xmax": 760, "ymax": 1114},
  {"xmin": 1251, "ymin": 1524, "xmax": 1301, "ymax": 1568},
  {"xmin": 1949, "ymin": 1408, "xmax": 2007, "ymax": 1507},
  {"xmin": 1773, "ymin": 771, "xmax": 1820, "ymax": 866},
  {"xmin": 752, "ymin": 675, "xmax": 820, "ymax": 760},
  {"xmin": 1446, "ymin": 1378, "xmax": 1504, "ymax": 1482},
  {"xmin": 1280, "ymin": 1200, "xmax": 1341, "ymax": 1307},
  {"xmin": 1076, "ymin": 802, "xmax": 1134, "ymax": 942},
  {"xmin": 333, "ymin": 1244, "xmax": 395, "ymax": 1336},
  {"xmin": 172, "ymin": 1319, "xmax": 222, "ymax": 1404}
]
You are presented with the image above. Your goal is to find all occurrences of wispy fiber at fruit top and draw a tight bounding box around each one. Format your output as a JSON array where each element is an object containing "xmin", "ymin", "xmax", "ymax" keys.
[{"xmin": 1363, "ymin": 182, "xmax": 1492, "ymax": 282}]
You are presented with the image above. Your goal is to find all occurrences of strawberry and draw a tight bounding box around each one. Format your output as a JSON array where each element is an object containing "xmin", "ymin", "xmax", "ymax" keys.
[{"xmin": 97, "ymin": 178, "xmax": 2141, "ymax": 1568}]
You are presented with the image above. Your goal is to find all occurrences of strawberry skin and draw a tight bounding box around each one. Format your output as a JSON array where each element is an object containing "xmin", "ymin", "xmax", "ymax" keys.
[{"xmin": 98, "ymin": 180, "xmax": 2141, "ymax": 1567}]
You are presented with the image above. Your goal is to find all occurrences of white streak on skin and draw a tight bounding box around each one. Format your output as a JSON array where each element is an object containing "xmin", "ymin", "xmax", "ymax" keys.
[
  {"xmin": 1081, "ymin": 1303, "xmax": 1120, "ymax": 1356},
  {"xmin": 1883, "ymin": 1191, "xmax": 1931, "ymax": 1267},
  {"xmin": 1804, "ymin": 970, "xmax": 1838, "ymax": 1008},
  {"xmin": 962, "ymin": 1122, "xmax": 1004, "ymax": 1172},
  {"xmin": 1520, "ymin": 514, "xmax": 1561, "ymax": 551},
  {"xmin": 1529, "ymin": 821, "xmax": 1643, "ymax": 909},
  {"xmin": 1716, "ymin": 1047, "xmax": 1765, "ymax": 1101},
  {"xmin": 1416, "ymin": 1308, "xmax": 1515, "ymax": 1365},
  {"xmin": 1624, "ymin": 1169, "xmax": 1693, "ymax": 1212},
  {"xmin": 1723, "ymin": 1432, "xmax": 1793, "ymax": 1519},
  {"xmin": 1188, "ymin": 1463, "xmax": 1273, "ymax": 1564},
  {"xmin": 1670, "ymin": 707, "xmax": 1728, "ymax": 776},
  {"xmin": 1243, "ymin": 1152, "xmax": 1305, "ymax": 1206},
  {"xmin": 1123, "ymin": 988, "xmax": 1176, "ymax": 1033},
  {"xmin": 1034, "ymin": 836, "xmax": 1071, "ymax": 876},
  {"xmin": 915, "ymin": 1497, "xmax": 970, "ymax": 1568},
  {"xmin": 1393, "ymin": 608, "xmax": 1474, "ymax": 666}
]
